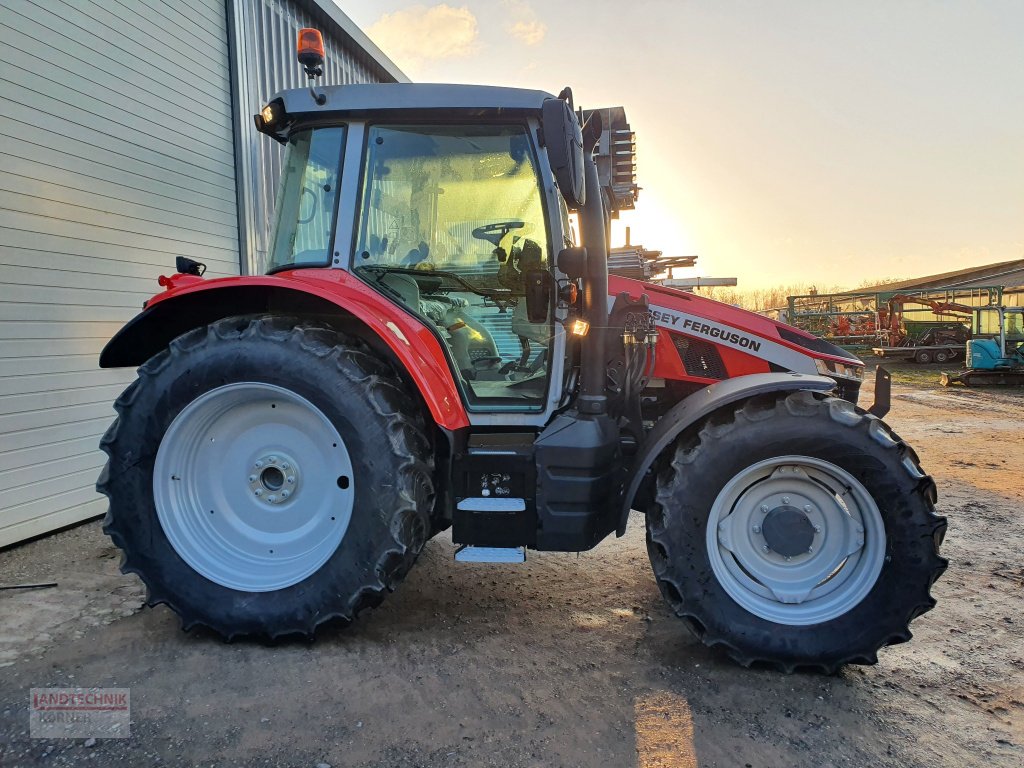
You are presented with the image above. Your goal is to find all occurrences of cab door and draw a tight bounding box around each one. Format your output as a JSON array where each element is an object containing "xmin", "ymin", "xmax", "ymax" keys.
[{"xmin": 351, "ymin": 123, "xmax": 562, "ymax": 414}]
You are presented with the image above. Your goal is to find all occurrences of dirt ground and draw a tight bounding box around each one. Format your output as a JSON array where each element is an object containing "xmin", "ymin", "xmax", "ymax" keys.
[{"xmin": 1, "ymin": 363, "xmax": 1022, "ymax": 768}]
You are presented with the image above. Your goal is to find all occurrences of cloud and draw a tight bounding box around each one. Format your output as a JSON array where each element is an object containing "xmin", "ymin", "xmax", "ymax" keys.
[
  {"xmin": 503, "ymin": 1, "xmax": 547, "ymax": 46},
  {"xmin": 368, "ymin": 4, "xmax": 480, "ymax": 67},
  {"xmin": 508, "ymin": 19, "xmax": 547, "ymax": 46}
]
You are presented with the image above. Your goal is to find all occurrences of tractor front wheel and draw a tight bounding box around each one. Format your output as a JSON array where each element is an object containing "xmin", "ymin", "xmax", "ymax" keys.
[
  {"xmin": 98, "ymin": 316, "xmax": 433, "ymax": 639},
  {"xmin": 646, "ymin": 390, "xmax": 946, "ymax": 672}
]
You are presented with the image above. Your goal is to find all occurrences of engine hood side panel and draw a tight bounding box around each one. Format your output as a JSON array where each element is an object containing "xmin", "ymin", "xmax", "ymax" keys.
[{"xmin": 608, "ymin": 275, "xmax": 861, "ymax": 384}]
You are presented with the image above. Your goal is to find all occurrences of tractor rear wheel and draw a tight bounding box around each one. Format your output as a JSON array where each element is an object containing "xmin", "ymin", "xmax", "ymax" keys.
[
  {"xmin": 646, "ymin": 390, "xmax": 946, "ymax": 672},
  {"xmin": 98, "ymin": 316, "xmax": 433, "ymax": 639}
]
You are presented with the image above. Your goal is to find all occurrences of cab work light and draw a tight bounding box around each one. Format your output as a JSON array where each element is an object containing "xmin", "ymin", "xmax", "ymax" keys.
[
  {"xmin": 571, "ymin": 318, "xmax": 590, "ymax": 337},
  {"xmin": 254, "ymin": 100, "xmax": 285, "ymax": 139},
  {"xmin": 260, "ymin": 102, "xmax": 281, "ymax": 127}
]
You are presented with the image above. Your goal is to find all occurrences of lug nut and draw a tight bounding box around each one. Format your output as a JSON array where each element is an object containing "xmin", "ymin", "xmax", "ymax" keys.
[
  {"xmin": 785, "ymin": 556, "xmax": 791, "ymax": 561},
  {"xmin": 282, "ymin": 463, "xmax": 290, "ymax": 471},
  {"xmin": 760, "ymin": 505, "xmax": 769, "ymax": 513},
  {"xmin": 254, "ymin": 489, "xmax": 262, "ymax": 496},
  {"xmin": 267, "ymin": 495, "xmax": 277, "ymax": 502},
  {"xmin": 752, "ymin": 525, "xmax": 761, "ymax": 534},
  {"xmin": 281, "ymin": 490, "xmax": 290, "ymax": 498},
  {"xmin": 268, "ymin": 456, "xmax": 278, "ymax": 464},
  {"xmin": 804, "ymin": 504, "xmax": 813, "ymax": 513},
  {"xmin": 807, "ymin": 547, "xmax": 814, "ymax": 554},
  {"xmin": 762, "ymin": 545, "xmax": 770, "ymax": 552},
  {"xmin": 782, "ymin": 496, "xmax": 790, "ymax": 504},
  {"xmin": 254, "ymin": 461, "xmax": 263, "ymax": 469},
  {"xmin": 249, "ymin": 474, "xmax": 257, "ymax": 482},
  {"xmin": 287, "ymin": 476, "xmax": 295, "ymax": 484},
  {"xmin": 814, "ymin": 525, "xmax": 822, "ymax": 533}
]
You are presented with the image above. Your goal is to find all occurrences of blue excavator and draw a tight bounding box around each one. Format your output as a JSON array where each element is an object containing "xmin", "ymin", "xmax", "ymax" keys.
[{"xmin": 941, "ymin": 306, "xmax": 1024, "ymax": 386}]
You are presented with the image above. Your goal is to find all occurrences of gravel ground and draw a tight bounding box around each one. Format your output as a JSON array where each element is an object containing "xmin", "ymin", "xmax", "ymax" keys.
[{"xmin": 0, "ymin": 372, "xmax": 1021, "ymax": 767}]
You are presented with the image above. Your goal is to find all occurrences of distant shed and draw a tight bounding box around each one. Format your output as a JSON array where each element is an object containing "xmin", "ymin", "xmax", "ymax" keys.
[
  {"xmin": 784, "ymin": 258, "xmax": 1024, "ymax": 339},
  {"xmin": 855, "ymin": 258, "xmax": 1024, "ymax": 305}
]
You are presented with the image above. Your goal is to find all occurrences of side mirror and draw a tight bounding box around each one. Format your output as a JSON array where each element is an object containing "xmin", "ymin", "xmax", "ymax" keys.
[
  {"xmin": 542, "ymin": 96, "xmax": 585, "ymax": 208},
  {"xmin": 523, "ymin": 270, "xmax": 552, "ymax": 324},
  {"xmin": 556, "ymin": 247, "xmax": 587, "ymax": 279}
]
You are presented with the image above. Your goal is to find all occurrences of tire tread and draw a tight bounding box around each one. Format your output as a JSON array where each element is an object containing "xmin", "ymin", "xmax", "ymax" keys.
[
  {"xmin": 647, "ymin": 390, "xmax": 947, "ymax": 673},
  {"xmin": 98, "ymin": 315, "xmax": 434, "ymax": 640}
]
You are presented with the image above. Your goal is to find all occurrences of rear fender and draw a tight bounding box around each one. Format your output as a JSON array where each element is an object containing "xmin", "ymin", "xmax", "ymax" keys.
[
  {"xmin": 618, "ymin": 373, "xmax": 836, "ymax": 535},
  {"xmin": 99, "ymin": 270, "xmax": 469, "ymax": 430}
]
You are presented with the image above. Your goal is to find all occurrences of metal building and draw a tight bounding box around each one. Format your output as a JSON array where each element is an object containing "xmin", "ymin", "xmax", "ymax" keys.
[{"xmin": 0, "ymin": 0, "xmax": 405, "ymax": 546}]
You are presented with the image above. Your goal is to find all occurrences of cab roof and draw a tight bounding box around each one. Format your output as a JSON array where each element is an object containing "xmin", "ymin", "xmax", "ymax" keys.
[{"xmin": 273, "ymin": 83, "xmax": 556, "ymax": 119}]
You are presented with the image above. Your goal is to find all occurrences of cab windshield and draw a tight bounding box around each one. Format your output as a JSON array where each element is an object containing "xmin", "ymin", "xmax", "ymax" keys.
[
  {"xmin": 266, "ymin": 127, "xmax": 345, "ymax": 272},
  {"xmin": 354, "ymin": 124, "xmax": 552, "ymax": 409}
]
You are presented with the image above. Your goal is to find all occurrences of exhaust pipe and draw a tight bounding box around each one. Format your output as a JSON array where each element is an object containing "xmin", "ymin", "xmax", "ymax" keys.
[{"xmin": 578, "ymin": 112, "xmax": 608, "ymax": 416}]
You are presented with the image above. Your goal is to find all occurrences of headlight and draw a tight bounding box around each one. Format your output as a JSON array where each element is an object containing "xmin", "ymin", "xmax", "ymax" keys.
[{"xmin": 815, "ymin": 359, "xmax": 865, "ymax": 380}]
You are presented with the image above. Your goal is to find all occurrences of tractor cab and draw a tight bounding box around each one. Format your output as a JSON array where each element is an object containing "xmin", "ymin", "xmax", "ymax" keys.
[{"xmin": 259, "ymin": 84, "xmax": 581, "ymax": 421}]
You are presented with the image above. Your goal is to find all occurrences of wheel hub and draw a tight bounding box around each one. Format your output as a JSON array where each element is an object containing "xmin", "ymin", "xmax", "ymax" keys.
[
  {"xmin": 761, "ymin": 505, "xmax": 815, "ymax": 557},
  {"xmin": 247, "ymin": 453, "xmax": 300, "ymax": 505},
  {"xmin": 708, "ymin": 457, "xmax": 885, "ymax": 625},
  {"xmin": 153, "ymin": 382, "xmax": 355, "ymax": 593}
]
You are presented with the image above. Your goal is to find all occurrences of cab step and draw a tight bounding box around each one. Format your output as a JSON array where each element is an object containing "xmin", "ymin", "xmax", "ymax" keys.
[{"xmin": 454, "ymin": 545, "xmax": 526, "ymax": 563}]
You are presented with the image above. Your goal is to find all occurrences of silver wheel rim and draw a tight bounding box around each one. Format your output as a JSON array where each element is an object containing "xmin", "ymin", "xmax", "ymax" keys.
[
  {"xmin": 154, "ymin": 382, "xmax": 355, "ymax": 592},
  {"xmin": 706, "ymin": 455, "xmax": 885, "ymax": 626}
]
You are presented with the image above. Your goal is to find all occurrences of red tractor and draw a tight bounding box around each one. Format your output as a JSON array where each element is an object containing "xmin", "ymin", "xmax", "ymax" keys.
[{"xmin": 97, "ymin": 32, "xmax": 945, "ymax": 671}]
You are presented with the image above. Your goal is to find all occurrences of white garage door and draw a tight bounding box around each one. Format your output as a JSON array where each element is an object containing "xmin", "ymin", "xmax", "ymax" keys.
[{"xmin": 0, "ymin": 0, "xmax": 239, "ymax": 546}]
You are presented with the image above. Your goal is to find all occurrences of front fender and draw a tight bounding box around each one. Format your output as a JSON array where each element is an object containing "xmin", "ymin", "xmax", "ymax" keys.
[
  {"xmin": 99, "ymin": 269, "xmax": 470, "ymax": 430},
  {"xmin": 618, "ymin": 373, "xmax": 836, "ymax": 535}
]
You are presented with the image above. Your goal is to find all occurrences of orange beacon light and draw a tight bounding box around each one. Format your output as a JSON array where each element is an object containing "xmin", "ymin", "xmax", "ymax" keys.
[{"xmin": 297, "ymin": 28, "xmax": 325, "ymax": 77}]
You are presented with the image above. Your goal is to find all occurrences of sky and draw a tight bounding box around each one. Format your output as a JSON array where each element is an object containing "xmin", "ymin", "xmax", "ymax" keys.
[{"xmin": 336, "ymin": 1, "xmax": 1022, "ymax": 289}]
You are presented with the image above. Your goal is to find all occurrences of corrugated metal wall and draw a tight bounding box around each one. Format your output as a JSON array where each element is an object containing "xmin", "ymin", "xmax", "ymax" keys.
[
  {"xmin": 0, "ymin": 0, "xmax": 400, "ymax": 547},
  {"xmin": 0, "ymin": 0, "xmax": 239, "ymax": 546},
  {"xmin": 231, "ymin": 0, "xmax": 400, "ymax": 274}
]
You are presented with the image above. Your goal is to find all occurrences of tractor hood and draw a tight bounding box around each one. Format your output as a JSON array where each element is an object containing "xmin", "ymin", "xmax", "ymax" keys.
[{"xmin": 608, "ymin": 274, "xmax": 864, "ymax": 382}]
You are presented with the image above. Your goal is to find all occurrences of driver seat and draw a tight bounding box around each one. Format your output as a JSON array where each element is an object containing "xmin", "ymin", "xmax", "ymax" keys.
[
  {"xmin": 510, "ymin": 302, "xmax": 550, "ymax": 373},
  {"xmin": 500, "ymin": 239, "xmax": 550, "ymax": 373}
]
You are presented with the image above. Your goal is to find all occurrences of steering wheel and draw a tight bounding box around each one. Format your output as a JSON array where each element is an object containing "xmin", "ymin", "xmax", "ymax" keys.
[
  {"xmin": 297, "ymin": 185, "xmax": 317, "ymax": 224},
  {"xmin": 471, "ymin": 220, "xmax": 525, "ymax": 247}
]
